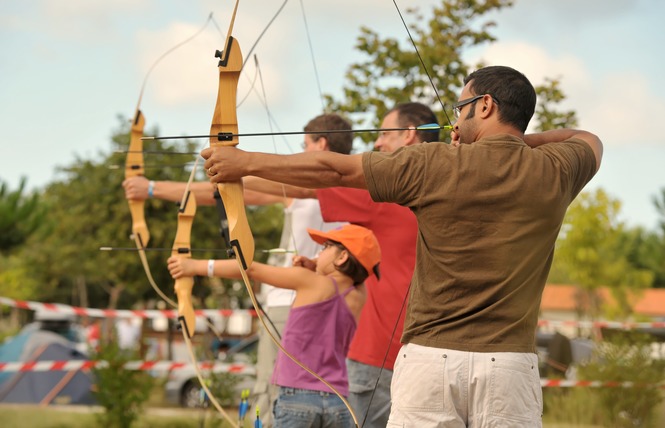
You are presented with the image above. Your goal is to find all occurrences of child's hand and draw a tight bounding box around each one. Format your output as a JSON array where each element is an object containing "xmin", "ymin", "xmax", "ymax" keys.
[
  {"xmin": 292, "ymin": 255, "xmax": 316, "ymax": 271},
  {"xmin": 167, "ymin": 256, "xmax": 196, "ymax": 279}
]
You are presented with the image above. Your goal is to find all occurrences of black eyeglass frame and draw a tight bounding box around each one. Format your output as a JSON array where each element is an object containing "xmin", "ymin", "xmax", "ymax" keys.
[{"xmin": 452, "ymin": 94, "xmax": 499, "ymax": 120}]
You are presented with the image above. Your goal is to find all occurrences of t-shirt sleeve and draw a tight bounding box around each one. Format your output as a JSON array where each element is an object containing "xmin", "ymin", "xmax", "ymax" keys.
[
  {"xmin": 362, "ymin": 145, "xmax": 433, "ymax": 207},
  {"xmin": 539, "ymin": 138, "xmax": 597, "ymax": 198},
  {"xmin": 316, "ymin": 187, "xmax": 374, "ymax": 224}
]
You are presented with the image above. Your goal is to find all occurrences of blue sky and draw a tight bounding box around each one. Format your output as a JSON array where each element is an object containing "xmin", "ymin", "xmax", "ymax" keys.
[{"xmin": 1, "ymin": 0, "xmax": 663, "ymax": 231}]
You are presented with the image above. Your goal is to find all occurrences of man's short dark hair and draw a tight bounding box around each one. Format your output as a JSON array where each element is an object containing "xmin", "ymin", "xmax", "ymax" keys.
[
  {"xmin": 464, "ymin": 66, "xmax": 537, "ymax": 132},
  {"xmin": 304, "ymin": 113, "xmax": 353, "ymax": 154},
  {"xmin": 389, "ymin": 102, "xmax": 440, "ymax": 143}
]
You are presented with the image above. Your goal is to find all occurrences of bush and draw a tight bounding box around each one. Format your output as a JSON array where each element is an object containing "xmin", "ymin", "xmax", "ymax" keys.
[
  {"xmin": 576, "ymin": 332, "xmax": 665, "ymax": 427},
  {"xmin": 91, "ymin": 342, "xmax": 155, "ymax": 428}
]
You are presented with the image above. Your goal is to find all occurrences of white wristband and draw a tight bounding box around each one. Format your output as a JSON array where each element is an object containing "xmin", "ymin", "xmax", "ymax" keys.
[
  {"xmin": 148, "ymin": 180, "xmax": 155, "ymax": 198},
  {"xmin": 207, "ymin": 259, "xmax": 215, "ymax": 278}
]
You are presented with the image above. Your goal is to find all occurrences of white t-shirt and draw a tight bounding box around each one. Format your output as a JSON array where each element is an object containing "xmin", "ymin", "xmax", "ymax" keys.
[{"xmin": 262, "ymin": 198, "xmax": 346, "ymax": 307}]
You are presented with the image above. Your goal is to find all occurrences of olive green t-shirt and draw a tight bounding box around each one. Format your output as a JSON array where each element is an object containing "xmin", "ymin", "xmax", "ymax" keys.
[{"xmin": 362, "ymin": 134, "xmax": 597, "ymax": 353}]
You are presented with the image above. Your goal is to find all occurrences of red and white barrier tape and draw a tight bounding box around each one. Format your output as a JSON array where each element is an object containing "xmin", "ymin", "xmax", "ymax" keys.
[
  {"xmin": 541, "ymin": 379, "xmax": 665, "ymax": 389},
  {"xmin": 0, "ymin": 360, "xmax": 255, "ymax": 374},
  {"xmin": 1, "ymin": 360, "xmax": 661, "ymax": 388},
  {"xmin": 538, "ymin": 319, "xmax": 665, "ymax": 330},
  {"xmin": 4, "ymin": 296, "xmax": 663, "ymax": 329},
  {"xmin": 0, "ymin": 296, "xmax": 256, "ymax": 320}
]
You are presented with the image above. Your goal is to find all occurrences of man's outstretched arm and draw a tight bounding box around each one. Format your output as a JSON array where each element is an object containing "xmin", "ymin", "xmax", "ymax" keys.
[
  {"xmin": 243, "ymin": 176, "xmax": 317, "ymax": 199},
  {"xmin": 202, "ymin": 147, "xmax": 367, "ymax": 189}
]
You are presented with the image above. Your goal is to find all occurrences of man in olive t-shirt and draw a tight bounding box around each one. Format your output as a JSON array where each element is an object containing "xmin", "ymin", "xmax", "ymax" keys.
[{"xmin": 201, "ymin": 65, "xmax": 603, "ymax": 427}]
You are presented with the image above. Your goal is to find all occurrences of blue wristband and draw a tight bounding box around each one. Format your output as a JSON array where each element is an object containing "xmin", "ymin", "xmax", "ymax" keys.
[{"xmin": 148, "ymin": 181, "xmax": 155, "ymax": 198}]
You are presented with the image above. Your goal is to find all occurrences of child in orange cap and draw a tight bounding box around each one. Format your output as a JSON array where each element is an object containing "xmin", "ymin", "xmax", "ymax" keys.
[{"xmin": 167, "ymin": 223, "xmax": 381, "ymax": 428}]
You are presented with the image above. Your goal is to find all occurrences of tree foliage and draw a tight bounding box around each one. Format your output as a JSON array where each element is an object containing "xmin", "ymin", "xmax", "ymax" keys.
[
  {"xmin": 551, "ymin": 189, "xmax": 654, "ymax": 319},
  {"xmin": 0, "ymin": 177, "xmax": 47, "ymax": 254},
  {"xmin": 325, "ymin": 0, "xmax": 577, "ymax": 145}
]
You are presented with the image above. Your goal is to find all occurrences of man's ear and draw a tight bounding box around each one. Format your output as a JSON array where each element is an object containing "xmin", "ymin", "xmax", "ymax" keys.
[
  {"xmin": 479, "ymin": 96, "xmax": 496, "ymax": 119},
  {"xmin": 405, "ymin": 127, "xmax": 418, "ymax": 145},
  {"xmin": 318, "ymin": 136, "xmax": 329, "ymax": 151}
]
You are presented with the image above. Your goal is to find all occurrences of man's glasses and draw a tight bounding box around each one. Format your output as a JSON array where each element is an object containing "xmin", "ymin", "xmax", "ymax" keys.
[
  {"xmin": 452, "ymin": 95, "xmax": 484, "ymax": 120},
  {"xmin": 452, "ymin": 94, "xmax": 499, "ymax": 120}
]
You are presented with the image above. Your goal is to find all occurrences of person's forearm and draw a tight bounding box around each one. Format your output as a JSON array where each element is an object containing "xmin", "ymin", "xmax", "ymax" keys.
[
  {"xmin": 244, "ymin": 176, "xmax": 316, "ymax": 198},
  {"xmin": 153, "ymin": 181, "xmax": 216, "ymax": 205},
  {"xmin": 209, "ymin": 259, "xmax": 243, "ymax": 279},
  {"xmin": 206, "ymin": 148, "xmax": 367, "ymax": 189},
  {"xmin": 256, "ymin": 151, "xmax": 365, "ymax": 189}
]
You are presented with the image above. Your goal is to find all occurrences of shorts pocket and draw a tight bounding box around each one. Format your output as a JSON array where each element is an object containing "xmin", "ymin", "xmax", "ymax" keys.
[
  {"xmin": 489, "ymin": 354, "xmax": 542, "ymax": 421},
  {"xmin": 391, "ymin": 350, "xmax": 445, "ymax": 412}
]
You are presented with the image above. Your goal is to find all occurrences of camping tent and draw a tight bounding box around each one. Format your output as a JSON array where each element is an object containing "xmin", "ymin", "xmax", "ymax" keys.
[{"xmin": 0, "ymin": 328, "xmax": 95, "ymax": 405}]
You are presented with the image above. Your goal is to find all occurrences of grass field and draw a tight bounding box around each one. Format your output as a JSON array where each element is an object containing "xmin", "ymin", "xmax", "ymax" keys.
[
  {"xmin": 0, "ymin": 404, "xmax": 242, "ymax": 428},
  {"xmin": 0, "ymin": 404, "xmax": 607, "ymax": 428}
]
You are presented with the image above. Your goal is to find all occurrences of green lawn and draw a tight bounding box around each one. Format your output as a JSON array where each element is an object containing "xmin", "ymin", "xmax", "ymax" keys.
[
  {"xmin": 0, "ymin": 404, "xmax": 240, "ymax": 428},
  {"xmin": 0, "ymin": 404, "xmax": 605, "ymax": 428}
]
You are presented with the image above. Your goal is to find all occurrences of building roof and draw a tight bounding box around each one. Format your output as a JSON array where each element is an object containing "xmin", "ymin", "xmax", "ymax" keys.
[{"xmin": 541, "ymin": 284, "xmax": 665, "ymax": 318}]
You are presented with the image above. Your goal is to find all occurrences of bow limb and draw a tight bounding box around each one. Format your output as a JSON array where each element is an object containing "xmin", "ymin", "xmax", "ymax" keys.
[
  {"xmin": 125, "ymin": 110, "xmax": 178, "ymax": 308},
  {"xmin": 211, "ymin": 8, "xmax": 358, "ymax": 426}
]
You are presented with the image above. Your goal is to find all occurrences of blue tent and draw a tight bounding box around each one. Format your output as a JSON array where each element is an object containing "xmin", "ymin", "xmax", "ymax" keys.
[{"xmin": 0, "ymin": 329, "xmax": 95, "ymax": 405}]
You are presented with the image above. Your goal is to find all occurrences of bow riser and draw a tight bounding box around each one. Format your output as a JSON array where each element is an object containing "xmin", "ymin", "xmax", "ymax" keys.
[
  {"xmin": 173, "ymin": 191, "xmax": 197, "ymax": 338},
  {"xmin": 126, "ymin": 110, "xmax": 150, "ymax": 247},
  {"xmin": 211, "ymin": 37, "xmax": 255, "ymax": 269}
]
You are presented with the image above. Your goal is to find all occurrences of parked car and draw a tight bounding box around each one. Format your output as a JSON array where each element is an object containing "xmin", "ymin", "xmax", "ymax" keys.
[
  {"xmin": 536, "ymin": 331, "xmax": 593, "ymax": 378},
  {"xmin": 164, "ymin": 334, "xmax": 258, "ymax": 408}
]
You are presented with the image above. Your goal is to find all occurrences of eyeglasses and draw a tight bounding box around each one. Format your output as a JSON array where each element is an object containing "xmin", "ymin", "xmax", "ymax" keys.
[{"xmin": 452, "ymin": 95, "xmax": 485, "ymax": 120}]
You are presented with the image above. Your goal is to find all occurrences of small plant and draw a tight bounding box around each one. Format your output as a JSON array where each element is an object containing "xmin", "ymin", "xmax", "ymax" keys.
[
  {"xmin": 543, "ymin": 388, "xmax": 600, "ymax": 426},
  {"xmin": 90, "ymin": 341, "xmax": 155, "ymax": 428},
  {"xmin": 577, "ymin": 331, "xmax": 665, "ymax": 428}
]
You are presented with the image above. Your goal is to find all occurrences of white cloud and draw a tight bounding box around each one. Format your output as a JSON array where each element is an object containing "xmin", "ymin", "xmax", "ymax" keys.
[
  {"xmin": 468, "ymin": 41, "xmax": 664, "ymax": 146},
  {"xmin": 38, "ymin": 0, "xmax": 149, "ymax": 40},
  {"xmin": 135, "ymin": 22, "xmax": 220, "ymax": 106},
  {"xmin": 579, "ymin": 72, "xmax": 665, "ymax": 146}
]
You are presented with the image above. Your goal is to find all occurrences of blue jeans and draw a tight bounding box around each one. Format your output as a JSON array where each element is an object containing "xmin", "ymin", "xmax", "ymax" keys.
[
  {"xmin": 273, "ymin": 387, "xmax": 355, "ymax": 428},
  {"xmin": 347, "ymin": 359, "xmax": 393, "ymax": 428}
]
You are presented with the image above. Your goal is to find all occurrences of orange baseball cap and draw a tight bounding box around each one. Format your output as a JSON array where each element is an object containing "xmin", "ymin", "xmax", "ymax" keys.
[{"xmin": 307, "ymin": 224, "xmax": 381, "ymax": 279}]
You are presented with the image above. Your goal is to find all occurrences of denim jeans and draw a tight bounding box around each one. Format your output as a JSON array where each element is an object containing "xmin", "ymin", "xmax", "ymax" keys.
[
  {"xmin": 273, "ymin": 387, "xmax": 355, "ymax": 428},
  {"xmin": 347, "ymin": 359, "xmax": 393, "ymax": 428}
]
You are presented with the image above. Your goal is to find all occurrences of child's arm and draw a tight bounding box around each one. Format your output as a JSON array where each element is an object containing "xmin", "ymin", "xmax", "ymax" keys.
[
  {"xmin": 292, "ymin": 255, "xmax": 316, "ymax": 272},
  {"xmin": 167, "ymin": 257, "xmax": 318, "ymax": 291}
]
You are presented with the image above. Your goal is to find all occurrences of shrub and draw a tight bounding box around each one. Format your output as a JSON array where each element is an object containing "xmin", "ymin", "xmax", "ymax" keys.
[
  {"xmin": 91, "ymin": 342, "xmax": 155, "ymax": 428},
  {"xmin": 576, "ymin": 332, "xmax": 665, "ymax": 427}
]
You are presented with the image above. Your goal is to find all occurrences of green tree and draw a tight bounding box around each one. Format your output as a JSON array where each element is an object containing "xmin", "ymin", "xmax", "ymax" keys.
[
  {"xmin": 326, "ymin": 0, "xmax": 577, "ymax": 145},
  {"xmin": 621, "ymin": 226, "xmax": 665, "ymax": 289},
  {"xmin": 0, "ymin": 177, "xmax": 47, "ymax": 254},
  {"xmin": 644, "ymin": 188, "xmax": 665, "ymax": 287},
  {"xmin": 0, "ymin": 178, "xmax": 48, "ymax": 305},
  {"xmin": 552, "ymin": 189, "xmax": 653, "ymax": 321},
  {"xmin": 535, "ymin": 77, "xmax": 578, "ymax": 131}
]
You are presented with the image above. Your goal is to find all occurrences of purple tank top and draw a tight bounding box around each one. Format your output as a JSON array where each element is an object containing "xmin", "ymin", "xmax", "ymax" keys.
[{"xmin": 271, "ymin": 277, "xmax": 356, "ymax": 396}]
